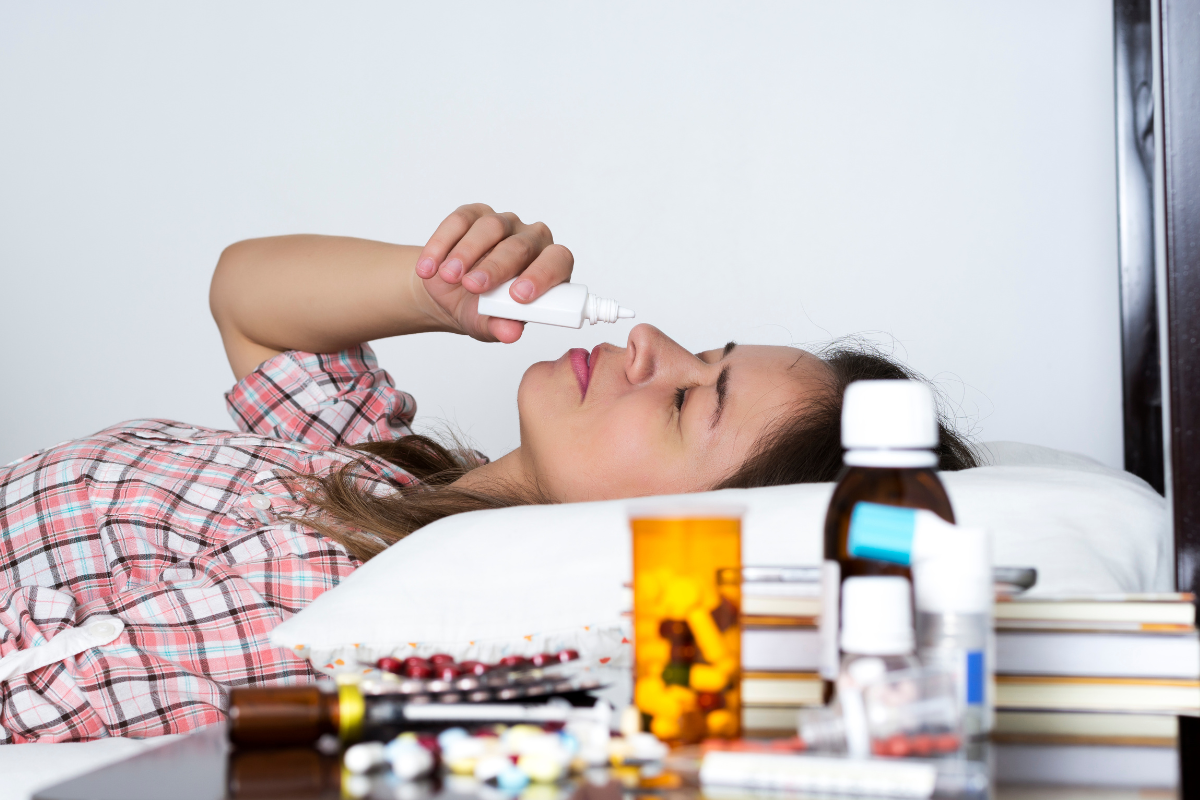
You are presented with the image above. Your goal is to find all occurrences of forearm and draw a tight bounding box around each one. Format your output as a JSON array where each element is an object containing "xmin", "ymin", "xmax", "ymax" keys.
[{"xmin": 210, "ymin": 235, "xmax": 458, "ymax": 379}]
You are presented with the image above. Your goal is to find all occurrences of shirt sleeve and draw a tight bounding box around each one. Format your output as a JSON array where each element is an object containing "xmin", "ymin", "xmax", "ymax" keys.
[{"xmin": 224, "ymin": 345, "xmax": 417, "ymax": 447}]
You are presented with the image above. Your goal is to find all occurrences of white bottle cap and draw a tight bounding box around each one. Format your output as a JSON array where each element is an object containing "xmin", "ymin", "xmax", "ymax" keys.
[
  {"xmin": 840, "ymin": 576, "xmax": 915, "ymax": 655},
  {"xmin": 913, "ymin": 527, "xmax": 993, "ymax": 614},
  {"xmin": 841, "ymin": 380, "xmax": 939, "ymax": 450}
]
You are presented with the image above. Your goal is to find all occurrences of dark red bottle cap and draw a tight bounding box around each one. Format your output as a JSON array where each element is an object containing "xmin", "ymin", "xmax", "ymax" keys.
[{"xmin": 376, "ymin": 657, "xmax": 404, "ymax": 675}]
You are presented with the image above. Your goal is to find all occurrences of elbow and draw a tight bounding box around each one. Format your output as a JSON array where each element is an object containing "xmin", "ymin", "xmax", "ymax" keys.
[{"xmin": 209, "ymin": 239, "xmax": 256, "ymax": 328}]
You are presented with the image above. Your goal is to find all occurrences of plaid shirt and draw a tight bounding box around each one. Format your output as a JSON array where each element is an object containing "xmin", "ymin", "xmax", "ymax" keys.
[{"xmin": 0, "ymin": 346, "xmax": 417, "ymax": 742}]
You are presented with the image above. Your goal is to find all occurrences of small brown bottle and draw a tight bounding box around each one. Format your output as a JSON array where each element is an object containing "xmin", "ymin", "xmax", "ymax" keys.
[{"xmin": 818, "ymin": 380, "xmax": 954, "ymax": 697}]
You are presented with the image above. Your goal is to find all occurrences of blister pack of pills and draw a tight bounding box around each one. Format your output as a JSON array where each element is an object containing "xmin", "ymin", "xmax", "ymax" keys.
[{"xmin": 359, "ymin": 650, "xmax": 603, "ymax": 705}]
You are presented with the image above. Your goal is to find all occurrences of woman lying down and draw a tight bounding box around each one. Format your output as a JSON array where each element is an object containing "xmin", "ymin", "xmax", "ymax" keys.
[{"xmin": 0, "ymin": 204, "xmax": 976, "ymax": 742}]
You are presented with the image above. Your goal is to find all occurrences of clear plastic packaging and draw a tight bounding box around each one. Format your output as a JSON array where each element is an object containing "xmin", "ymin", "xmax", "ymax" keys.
[{"xmin": 797, "ymin": 664, "xmax": 962, "ymax": 759}]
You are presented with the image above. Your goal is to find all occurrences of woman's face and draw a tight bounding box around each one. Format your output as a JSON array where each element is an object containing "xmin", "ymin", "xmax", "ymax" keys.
[{"xmin": 516, "ymin": 324, "xmax": 831, "ymax": 502}]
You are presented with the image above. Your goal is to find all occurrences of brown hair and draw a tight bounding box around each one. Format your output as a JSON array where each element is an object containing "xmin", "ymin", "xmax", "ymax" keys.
[
  {"xmin": 295, "ymin": 340, "xmax": 976, "ymax": 561},
  {"xmin": 715, "ymin": 339, "xmax": 978, "ymax": 489}
]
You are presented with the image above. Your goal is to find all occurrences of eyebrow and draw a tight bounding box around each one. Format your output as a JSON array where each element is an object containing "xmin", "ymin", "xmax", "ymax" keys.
[{"xmin": 710, "ymin": 342, "xmax": 736, "ymax": 430}]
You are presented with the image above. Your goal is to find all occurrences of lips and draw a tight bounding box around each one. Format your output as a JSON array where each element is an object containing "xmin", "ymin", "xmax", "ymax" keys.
[{"xmin": 568, "ymin": 348, "xmax": 590, "ymax": 398}]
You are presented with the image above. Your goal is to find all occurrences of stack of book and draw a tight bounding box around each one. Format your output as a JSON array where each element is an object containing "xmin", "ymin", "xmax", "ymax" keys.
[
  {"xmin": 735, "ymin": 576, "xmax": 1200, "ymax": 759},
  {"xmin": 994, "ymin": 593, "xmax": 1198, "ymax": 735},
  {"xmin": 739, "ymin": 570, "xmax": 823, "ymax": 735}
]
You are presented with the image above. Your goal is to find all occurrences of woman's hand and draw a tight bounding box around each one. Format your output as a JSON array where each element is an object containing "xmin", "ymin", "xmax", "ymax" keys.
[{"xmin": 414, "ymin": 204, "xmax": 574, "ymax": 343}]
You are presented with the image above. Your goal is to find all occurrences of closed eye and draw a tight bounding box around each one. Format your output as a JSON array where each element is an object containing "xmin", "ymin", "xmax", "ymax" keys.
[{"xmin": 674, "ymin": 386, "xmax": 687, "ymax": 412}]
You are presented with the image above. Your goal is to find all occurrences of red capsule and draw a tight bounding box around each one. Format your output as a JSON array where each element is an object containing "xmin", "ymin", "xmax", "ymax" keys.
[
  {"xmin": 911, "ymin": 734, "xmax": 933, "ymax": 756},
  {"xmin": 883, "ymin": 736, "xmax": 911, "ymax": 757},
  {"xmin": 403, "ymin": 657, "xmax": 431, "ymax": 670},
  {"xmin": 459, "ymin": 660, "xmax": 491, "ymax": 676},
  {"xmin": 376, "ymin": 657, "xmax": 404, "ymax": 675},
  {"xmin": 529, "ymin": 653, "xmax": 556, "ymax": 668},
  {"xmin": 498, "ymin": 655, "xmax": 527, "ymax": 668},
  {"xmin": 436, "ymin": 664, "xmax": 461, "ymax": 680},
  {"xmin": 429, "ymin": 654, "xmax": 457, "ymax": 667},
  {"xmin": 404, "ymin": 663, "xmax": 433, "ymax": 679},
  {"xmin": 556, "ymin": 649, "xmax": 580, "ymax": 663}
]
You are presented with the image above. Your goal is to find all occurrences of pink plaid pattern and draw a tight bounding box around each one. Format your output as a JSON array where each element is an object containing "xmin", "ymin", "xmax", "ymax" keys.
[{"xmin": 0, "ymin": 345, "xmax": 417, "ymax": 742}]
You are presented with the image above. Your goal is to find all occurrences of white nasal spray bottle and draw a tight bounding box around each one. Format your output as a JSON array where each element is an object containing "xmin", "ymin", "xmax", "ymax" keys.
[{"xmin": 476, "ymin": 279, "xmax": 635, "ymax": 329}]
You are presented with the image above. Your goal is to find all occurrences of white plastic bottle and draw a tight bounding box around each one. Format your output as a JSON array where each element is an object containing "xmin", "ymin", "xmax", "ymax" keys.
[
  {"xmin": 476, "ymin": 279, "xmax": 635, "ymax": 329},
  {"xmin": 846, "ymin": 503, "xmax": 994, "ymax": 736}
]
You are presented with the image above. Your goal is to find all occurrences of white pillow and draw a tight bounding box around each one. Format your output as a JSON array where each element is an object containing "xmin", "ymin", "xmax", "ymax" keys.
[{"xmin": 271, "ymin": 443, "xmax": 1170, "ymax": 678}]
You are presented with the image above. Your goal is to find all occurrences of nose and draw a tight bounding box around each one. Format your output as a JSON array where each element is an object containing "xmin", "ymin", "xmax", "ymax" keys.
[{"xmin": 624, "ymin": 323, "xmax": 690, "ymax": 385}]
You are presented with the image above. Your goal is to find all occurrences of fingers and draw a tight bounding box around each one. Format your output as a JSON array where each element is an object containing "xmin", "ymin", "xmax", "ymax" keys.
[
  {"xmin": 506, "ymin": 244, "xmax": 573, "ymax": 303},
  {"xmin": 438, "ymin": 212, "xmax": 522, "ymax": 285},
  {"xmin": 459, "ymin": 226, "xmax": 557, "ymax": 294},
  {"xmin": 416, "ymin": 203, "xmax": 495, "ymax": 279}
]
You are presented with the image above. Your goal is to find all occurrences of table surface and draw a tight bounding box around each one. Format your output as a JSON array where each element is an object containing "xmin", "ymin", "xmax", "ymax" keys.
[{"xmin": 31, "ymin": 724, "xmax": 1181, "ymax": 800}]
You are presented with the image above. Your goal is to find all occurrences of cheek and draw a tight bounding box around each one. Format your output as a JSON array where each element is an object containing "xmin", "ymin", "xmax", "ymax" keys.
[{"xmin": 556, "ymin": 409, "xmax": 690, "ymax": 501}]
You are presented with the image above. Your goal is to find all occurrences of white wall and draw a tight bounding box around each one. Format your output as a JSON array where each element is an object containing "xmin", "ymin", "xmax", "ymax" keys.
[{"xmin": 0, "ymin": 1, "xmax": 1123, "ymax": 469}]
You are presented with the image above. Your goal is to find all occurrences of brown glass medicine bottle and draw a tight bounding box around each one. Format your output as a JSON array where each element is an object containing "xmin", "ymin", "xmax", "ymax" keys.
[{"xmin": 818, "ymin": 380, "xmax": 955, "ymax": 698}]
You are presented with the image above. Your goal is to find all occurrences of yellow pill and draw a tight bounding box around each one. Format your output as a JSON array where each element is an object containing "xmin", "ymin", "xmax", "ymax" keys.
[
  {"xmin": 662, "ymin": 576, "xmax": 702, "ymax": 618},
  {"xmin": 686, "ymin": 607, "xmax": 729, "ymax": 663},
  {"xmin": 634, "ymin": 573, "xmax": 664, "ymax": 616},
  {"xmin": 636, "ymin": 638, "xmax": 670, "ymax": 667},
  {"xmin": 665, "ymin": 684, "xmax": 697, "ymax": 713},
  {"xmin": 635, "ymin": 676, "xmax": 679, "ymax": 718},
  {"xmin": 706, "ymin": 709, "xmax": 738, "ymax": 738},
  {"xmin": 518, "ymin": 753, "xmax": 564, "ymax": 783},
  {"xmin": 650, "ymin": 714, "xmax": 681, "ymax": 741},
  {"xmin": 688, "ymin": 663, "xmax": 730, "ymax": 693}
]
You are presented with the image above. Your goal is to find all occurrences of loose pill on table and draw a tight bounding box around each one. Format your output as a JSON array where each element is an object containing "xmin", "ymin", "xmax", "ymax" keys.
[
  {"xmin": 473, "ymin": 753, "xmax": 511, "ymax": 782},
  {"xmin": 437, "ymin": 727, "xmax": 470, "ymax": 750},
  {"xmin": 519, "ymin": 753, "xmax": 564, "ymax": 783},
  {"xmin": 496, "ymin": 765, "xmax": 530, "ymax": 791},
  {"xmin": 386, "ymin": 739, "xmax": 434, "ymax": 780},
  {"xmin": 344, "ymin": 741, "xmax": 387, "ymax": 774}
]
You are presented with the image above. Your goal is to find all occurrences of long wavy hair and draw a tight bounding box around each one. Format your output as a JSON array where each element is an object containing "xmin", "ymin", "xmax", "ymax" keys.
[{"xmin": 292, "ymin": 340, "xmax": 977, "ymax": 561}]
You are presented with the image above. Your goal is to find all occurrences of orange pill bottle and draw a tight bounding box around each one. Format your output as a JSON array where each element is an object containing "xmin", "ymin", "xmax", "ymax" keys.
[{"xmin": 630, "ymin": 507, "xmax": 743, "ymax": 744}]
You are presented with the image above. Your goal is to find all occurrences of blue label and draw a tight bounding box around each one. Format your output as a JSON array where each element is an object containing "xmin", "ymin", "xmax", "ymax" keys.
[{"xmin": 965, "ymin": 651, "xmax": 985, "ymax": 705}]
